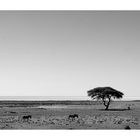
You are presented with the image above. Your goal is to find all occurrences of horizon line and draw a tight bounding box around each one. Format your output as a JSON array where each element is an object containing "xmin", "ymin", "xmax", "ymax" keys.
[{"xmin": 0, "ymin": 96, "xmax": 139, "ymax": 101}]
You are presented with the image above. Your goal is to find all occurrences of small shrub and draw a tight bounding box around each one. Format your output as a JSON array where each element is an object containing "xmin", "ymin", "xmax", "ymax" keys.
[{"xmin": 124, "ymin": 125, "xmax": 131, "ymax": 129}]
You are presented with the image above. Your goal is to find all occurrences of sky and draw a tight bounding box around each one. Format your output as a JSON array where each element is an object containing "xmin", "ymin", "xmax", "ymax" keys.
[{"xmin": 0, "ymin": 11, "xmax": 140, "ymax": 100}]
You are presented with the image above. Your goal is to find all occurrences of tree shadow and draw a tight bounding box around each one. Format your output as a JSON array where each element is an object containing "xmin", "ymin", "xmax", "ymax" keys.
[{"xmin": 99, "ymin": 108, "xmax": 130, "ymax": 111}]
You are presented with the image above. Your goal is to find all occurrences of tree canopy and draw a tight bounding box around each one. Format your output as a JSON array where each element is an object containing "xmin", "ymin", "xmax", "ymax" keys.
[{"xmin": 87, "ymin": 87, "xmax": 124, "ymax": 110}]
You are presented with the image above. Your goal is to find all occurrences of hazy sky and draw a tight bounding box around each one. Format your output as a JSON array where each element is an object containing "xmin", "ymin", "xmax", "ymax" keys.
[{"xmin": 0, "ymin": 11, "xmax": 140, "ymax": 100}]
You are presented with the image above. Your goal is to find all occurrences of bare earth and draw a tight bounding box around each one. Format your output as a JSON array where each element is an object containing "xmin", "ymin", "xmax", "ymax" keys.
[{"xmin": 0, "ymin": 101, "xmax": 140, "ymax": 129}]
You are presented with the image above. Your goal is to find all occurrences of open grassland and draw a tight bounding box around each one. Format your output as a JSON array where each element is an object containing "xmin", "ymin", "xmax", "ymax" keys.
[{"xmin": 0, "ymin": 101, "xmax": 140, "ymax": 129}]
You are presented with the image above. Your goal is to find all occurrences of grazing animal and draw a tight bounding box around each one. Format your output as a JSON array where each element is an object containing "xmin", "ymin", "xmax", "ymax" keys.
[
  {"xmin": 68, "ymin": 114, "xmax": 79, "ymax": 121},
  {"xmin": 22, "ymin": 115, "xmax": 32, "ymax": 121},
  {"xmin": 128, "ymin": 106, "xmax": 131, "ymax": 110}
]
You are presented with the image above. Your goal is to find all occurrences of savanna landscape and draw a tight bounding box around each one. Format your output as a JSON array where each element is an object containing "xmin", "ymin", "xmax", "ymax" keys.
[
  {"xmin": 0, "ymin": 11, "xmax": 140, "ymax": 131},
  {"xmin": 0, "ymin": 87, "xmax": 139, "ymax": 130},
  {"xmin": 0, "ymin": 100, "xmax": 140, "ymax": 129}
]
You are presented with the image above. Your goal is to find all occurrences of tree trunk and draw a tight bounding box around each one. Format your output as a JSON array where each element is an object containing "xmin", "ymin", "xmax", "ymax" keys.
[
  {"xmin": 103, "ymin": 97, "xmax": 111, "ymax": 110},
  {"xmin": 105, "ymin": 104, "xmax": 109, "ymax": 110}
]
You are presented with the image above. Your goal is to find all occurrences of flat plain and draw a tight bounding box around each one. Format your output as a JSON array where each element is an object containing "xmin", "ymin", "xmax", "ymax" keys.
[{"xmin": 0, "ymin": 100, "xmax": 140, "ymax": 129}]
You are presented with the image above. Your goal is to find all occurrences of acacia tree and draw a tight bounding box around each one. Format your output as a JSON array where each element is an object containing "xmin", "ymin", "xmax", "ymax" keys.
[{"xmin": 87, "ymin": 87, "xmax": 124, "ymax": 110}]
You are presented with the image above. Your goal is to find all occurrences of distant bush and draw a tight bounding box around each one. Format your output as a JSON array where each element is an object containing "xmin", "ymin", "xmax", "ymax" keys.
[{"xmin": 124, "ymin": 125, "xmax": 131, "ymax": 129}]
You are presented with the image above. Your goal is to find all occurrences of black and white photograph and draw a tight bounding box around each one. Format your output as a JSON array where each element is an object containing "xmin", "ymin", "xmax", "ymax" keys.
[{"xmin": 0, "ymin": 10, "xmax": 140, "ymax": 130}]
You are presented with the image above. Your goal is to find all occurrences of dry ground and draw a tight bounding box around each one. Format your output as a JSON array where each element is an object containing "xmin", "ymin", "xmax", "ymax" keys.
[{"xmin": 0, "ymin": 101, "xmax": 140, "ymax": 129}]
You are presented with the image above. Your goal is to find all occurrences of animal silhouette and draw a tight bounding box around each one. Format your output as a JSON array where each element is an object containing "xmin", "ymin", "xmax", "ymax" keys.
[
  {"xmin": 22, "ymin": 115, "xmax": 32, "ymax": 121},
  {"xmin": 68, "ymin": 114, "xmax": 79, "ymax": 121}
]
